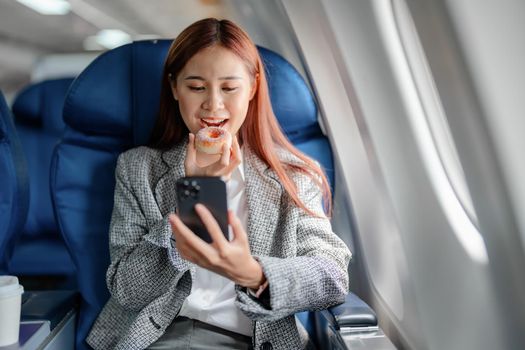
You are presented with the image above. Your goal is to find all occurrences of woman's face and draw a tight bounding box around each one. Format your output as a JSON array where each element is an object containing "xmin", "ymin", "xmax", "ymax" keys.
[{"xmin": 171, "ymin": 45, "xmax": 256, "ymax": 137}]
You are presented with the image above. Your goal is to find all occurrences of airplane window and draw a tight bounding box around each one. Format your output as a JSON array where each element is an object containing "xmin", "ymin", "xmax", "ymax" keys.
[
  {"xmin": 386, "ymin": 0, "xmax": 487, "ymax": 263},
  {"xmin": 281, "ymin": 0, "xmax": 410, "ymax": 324}
]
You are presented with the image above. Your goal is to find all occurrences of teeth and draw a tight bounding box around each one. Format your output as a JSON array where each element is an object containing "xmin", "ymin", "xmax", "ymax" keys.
[{"xmin": 202, "ymin": 118, "xmax": 226, "ymax": 126}]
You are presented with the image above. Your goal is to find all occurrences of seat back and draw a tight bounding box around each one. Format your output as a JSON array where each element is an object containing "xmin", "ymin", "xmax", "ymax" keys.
[
  {"xmin": 0, "ymin": 90, "xmax": 29, "ymax": 273},
  {"xmin": 51, "ymin": 40, "xmax": 333, "ymax": 349},
  {"xmin": 257, "ymin": 46, "xmax": 334, "ymax": 187},
  {"xmin": 51, "ymin": 41, "xmax": 168, "ymax": 350},
  {"xmin": 9, "ymin": 78, "xmax": 75, "ymax": 276}
]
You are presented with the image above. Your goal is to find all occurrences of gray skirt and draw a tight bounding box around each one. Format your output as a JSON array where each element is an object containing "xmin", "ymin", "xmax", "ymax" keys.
[{"xmin": 147, "ymin": 317, "xmax": 253, "ymax": 350}]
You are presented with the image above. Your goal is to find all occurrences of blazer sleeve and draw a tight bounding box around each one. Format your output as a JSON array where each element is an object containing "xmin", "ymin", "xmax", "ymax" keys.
[
  {"xmin": 105, "ymin": 152, "xmax": 188, "ymax": 311},
  {"xmin": 235, "ymin": 173, "xmax": 352, "ymax": 321}
]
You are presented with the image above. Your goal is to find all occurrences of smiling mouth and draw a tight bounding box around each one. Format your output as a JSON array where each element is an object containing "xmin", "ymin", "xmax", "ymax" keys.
[{"xmin": 200, "ymin": 118, "xmax": 228, "ymax": 128}]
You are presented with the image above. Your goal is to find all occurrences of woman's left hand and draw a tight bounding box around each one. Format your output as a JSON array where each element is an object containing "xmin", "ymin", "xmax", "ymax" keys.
[{"xmin": 169, "ymin": 204, "xmax": 265, "ymax": 290}]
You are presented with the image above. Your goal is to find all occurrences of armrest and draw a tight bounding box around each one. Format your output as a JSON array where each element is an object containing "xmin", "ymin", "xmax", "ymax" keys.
[
  {"xmin": 21, "ymin": 290, "xmax": 79, "ymax": 330},
  {"xmin": 330, "ymin": 292, "xmax": 377, "ymax": 328},
  {"xmin": 321, "ymin": 292, "xmax": 377, "ymax": 329},
  {"xmin": 313, "ymin": 293, "xmax": 378, "ymax": 350},
  {"xmin": 315, "ymin": 293, "xmax": 397, "ymax": 350}
]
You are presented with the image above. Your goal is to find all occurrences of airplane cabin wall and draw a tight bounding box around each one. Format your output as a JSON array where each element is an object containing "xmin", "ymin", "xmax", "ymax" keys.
[{"xmin": 280, "ymin": 0, "xmax": 525, "ymax": 349}]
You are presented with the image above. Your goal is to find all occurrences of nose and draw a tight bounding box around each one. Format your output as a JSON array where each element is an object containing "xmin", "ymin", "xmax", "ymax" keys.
[{"xmin": 202, "ymin": 88, "xmax": 224, "ymax": 111}]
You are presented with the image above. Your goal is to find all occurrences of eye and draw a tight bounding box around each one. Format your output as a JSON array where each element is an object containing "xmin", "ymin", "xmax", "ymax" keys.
[
  {"xmin": 188, "ymin": 86, "xmax": 205, "ymax": 91},
  {"xmin": 222, "ymin": 87, "xmax": 238, "ymax": 92}
]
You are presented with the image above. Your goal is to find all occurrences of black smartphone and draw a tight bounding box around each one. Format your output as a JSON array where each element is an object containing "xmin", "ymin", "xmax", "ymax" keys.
[{"xmin": 175, "ymin": 176, "xmax": 229, "ymax": 243}]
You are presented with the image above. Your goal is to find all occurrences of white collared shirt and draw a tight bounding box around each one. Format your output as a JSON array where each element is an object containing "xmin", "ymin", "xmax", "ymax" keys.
[{"xmin": 178, "ymin": 156, "xmax": 253, "ymax": 336}]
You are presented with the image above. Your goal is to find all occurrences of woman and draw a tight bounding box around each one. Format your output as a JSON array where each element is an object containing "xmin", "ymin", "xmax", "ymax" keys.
[{"xmin": 87, "ymin": 18, "xmax": 351, "ymax": 350}]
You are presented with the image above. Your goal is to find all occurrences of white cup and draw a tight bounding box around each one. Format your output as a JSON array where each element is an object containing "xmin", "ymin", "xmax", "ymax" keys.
[{"xmin": 0, "ymin": 275, "xmax": 24, "ymax": 346}]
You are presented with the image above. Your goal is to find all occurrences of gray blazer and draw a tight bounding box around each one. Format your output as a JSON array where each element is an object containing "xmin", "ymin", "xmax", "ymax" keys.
[{"xmin": 86, "ymin": 141, "xmax": 351, "ymax": 350}]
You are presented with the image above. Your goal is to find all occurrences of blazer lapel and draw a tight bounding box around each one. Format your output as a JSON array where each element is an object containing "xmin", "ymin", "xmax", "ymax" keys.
[
  {"xmin": 153, "ymin": 141, "xmax": 187, "ymax": 215},
  {"xmin": 244, "ymin": 147, "xmax": 283, "ymax": 256}
]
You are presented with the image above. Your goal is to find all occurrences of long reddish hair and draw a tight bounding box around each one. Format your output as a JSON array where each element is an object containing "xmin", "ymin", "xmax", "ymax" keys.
[{"xmin": 148, "ymin": 18, "xmax": 331, "ymax": 217}]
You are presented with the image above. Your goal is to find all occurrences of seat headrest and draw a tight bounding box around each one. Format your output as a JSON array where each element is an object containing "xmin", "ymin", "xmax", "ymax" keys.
[
  {"xmin": 63, "ymin": 40, "xmax": 319, "ymax": 146},
  {"xmin": 258, "ymin": 46, "xmax": 319, "ymax": 142},
  {"xmin": 12, "ymin": 78, "xmax": 74, "ymax": 134}
]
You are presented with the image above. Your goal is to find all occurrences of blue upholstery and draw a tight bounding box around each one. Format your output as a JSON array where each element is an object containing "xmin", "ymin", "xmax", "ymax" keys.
[
  {"xmin": 8, "ymin": 78, "xmax": 76, "ymax": 277},
  {"xmin": 0, "ymin": 90, "xmax": 29, "ymax": 274},
  {"xmin": 51, "ymin": 40, "xmax": 334, "ymax": 349},
  {"xmin": 257, "ymin": 47, "xmax": 334, "ymax": 187},
  {"xmin": 13, "ymin": 78, "xmax": 73, "ymax": 134}
]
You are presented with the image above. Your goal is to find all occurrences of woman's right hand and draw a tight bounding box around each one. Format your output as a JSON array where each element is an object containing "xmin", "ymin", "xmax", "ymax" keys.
[{"xmin": 184, "ymin": 133, "xmax": 241, "ymax": 180}]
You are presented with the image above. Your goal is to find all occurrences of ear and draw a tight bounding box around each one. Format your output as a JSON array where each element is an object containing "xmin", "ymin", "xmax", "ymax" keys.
[
  {"xmin": 168, "ymin": 73, "xmax": 178, "ymax": 100},
  {"xmin": 170, "ymin": 83, "xmax": 179, "ymax": 101}
]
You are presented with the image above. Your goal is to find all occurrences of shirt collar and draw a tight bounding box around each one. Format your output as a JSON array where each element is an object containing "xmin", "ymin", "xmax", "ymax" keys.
[{"xmin": 230, "ymin": 147, "xmax": 245, "ymax": 183}]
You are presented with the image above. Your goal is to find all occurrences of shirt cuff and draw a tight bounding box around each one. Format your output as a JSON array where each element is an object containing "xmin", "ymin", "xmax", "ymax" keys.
[{"xmin": 248, "ymin": 279, "xmax": 269, "ymax": 299}]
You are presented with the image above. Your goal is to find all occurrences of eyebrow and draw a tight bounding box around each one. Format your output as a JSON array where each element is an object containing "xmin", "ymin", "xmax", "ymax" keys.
[{"xmin": 184, "ymin": 75, "xmax": 243, "ymax": 81}]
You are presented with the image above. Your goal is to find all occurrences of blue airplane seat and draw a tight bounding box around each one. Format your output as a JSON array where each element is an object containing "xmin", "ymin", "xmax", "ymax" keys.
[
  {"xmin": 0, "ymin": 90, "xmax": 29, "ymax": 274},
  {"xmin": 257, "ymin": 46, "xmax": 334, "ymax": 188},
  {"xmin": 8, "ymin": 78, "xmax": 77, "ymax": 278},
  {"xmin": 51, "ymin": 40, "xmax": 350, "ymax": 350}
]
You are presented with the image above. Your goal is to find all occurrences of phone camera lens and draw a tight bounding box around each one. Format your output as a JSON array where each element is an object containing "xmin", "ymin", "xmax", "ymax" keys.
[{"xmin": 190, "ymin": 188, "xmax": 199, "ymax": 198}]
